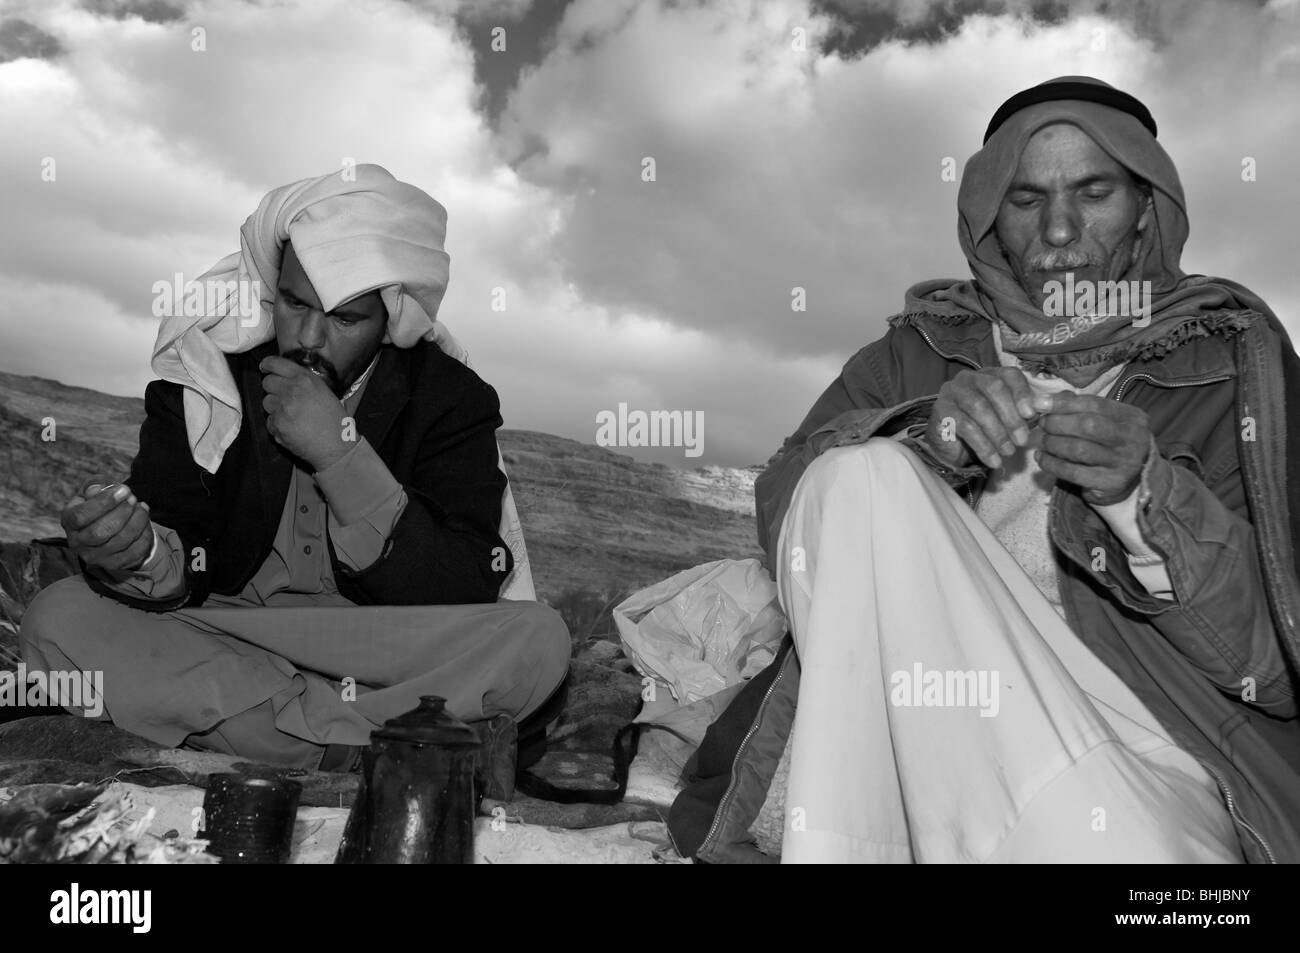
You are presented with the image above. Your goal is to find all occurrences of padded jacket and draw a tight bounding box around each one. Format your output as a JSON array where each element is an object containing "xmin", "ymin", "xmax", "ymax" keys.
[{"xmin": 685, "ymin": 308, "xmax": 1300, "ymax": 863}]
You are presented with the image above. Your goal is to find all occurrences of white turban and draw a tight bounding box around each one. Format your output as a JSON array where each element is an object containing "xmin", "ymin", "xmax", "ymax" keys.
[{"xmin": 152, "ymin": 163, "xmax": 461, "ymax": 472}]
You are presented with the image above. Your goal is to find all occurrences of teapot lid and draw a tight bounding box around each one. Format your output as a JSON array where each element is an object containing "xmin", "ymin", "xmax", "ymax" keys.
[{"xmin": 372, "ymin": 695, "xmax": 479, "ymax": 746}]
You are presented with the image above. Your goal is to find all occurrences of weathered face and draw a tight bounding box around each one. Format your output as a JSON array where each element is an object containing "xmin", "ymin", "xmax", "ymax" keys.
[
  {"xmin": 273, "ymin": 241, "xmax": 388, "ymax": 396},
  {"xmin": 994, "ymin": 122, "xmax": 1152, "ymax": 317}
]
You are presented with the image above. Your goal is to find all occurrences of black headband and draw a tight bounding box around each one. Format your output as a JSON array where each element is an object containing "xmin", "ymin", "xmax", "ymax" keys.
[{"xmin": 983, "ymin": 81, "xmax": 1158, "ymax": 144}]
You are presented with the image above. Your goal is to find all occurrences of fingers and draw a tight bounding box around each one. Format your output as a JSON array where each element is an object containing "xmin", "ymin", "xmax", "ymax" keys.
[
  {"xmin": 1039, "ymin": 397, "xmax": 1148, "ymax": 471},
  {"xmin": 1040, "ymin": 433, "xmax": 1115, "ymax": 468},
  {"xmin": 62, "ymin": 483, "xmax": 132, "ymax": 532},
  {"xmin": 994, "ymin": 368, "xmax": 1038, "ymax": 422},
  {"xmin": 1035, "ymin": 450, "xmax": 1113, "ymax": 488},
  {"xmin": 978, "ymin": 370, "xmax": 1035, "ymax": 448},
  {"xmin": 76, "ymin": 495, "xmax": 143, "ymax": 550},
  {"xmin": 1035, "ymin": 450, "xmax": 1134, "ymax": 500},
  {"xmin": 1034, "ymin": 391, "xmax": 1099, "ymax": 416},
  {"xmin": 1039, "ymin": 407, "xmax": 1122, "ymax": 446},
  {"xmin": 81, "ymin": 500, "xmax": 152, "ymax": 562},
  {"xmin": 87, "ymin": 513, "xmax": 155, "ymax": 573},
  {"xmin": 943, "ymin": 370, "xmax": 1034, "ymax": 467},
  {"xmin": 950, "ymin": 405, "xmax": 1007, "ymax": 469},
  {"xmin": 259, "ymin": 356, "xmax": 306, "ymax": 378}
]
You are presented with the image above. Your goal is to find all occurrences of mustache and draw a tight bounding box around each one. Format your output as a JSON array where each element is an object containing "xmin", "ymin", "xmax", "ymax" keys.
[
  {"xmin": 1026, "ymin": 252, "xmax": 1102, "ymax": 271},
  {"xmin": 282, "ymin": 348, "xmax": 341, "ymax": 389}
]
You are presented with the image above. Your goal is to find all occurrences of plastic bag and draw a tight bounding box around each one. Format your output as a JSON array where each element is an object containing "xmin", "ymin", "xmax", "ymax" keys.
[{"xmin": 613, "ymin": 558, "xmax": 787, "ymax": 704}]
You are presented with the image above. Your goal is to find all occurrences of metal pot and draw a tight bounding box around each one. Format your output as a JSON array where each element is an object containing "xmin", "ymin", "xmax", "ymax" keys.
[{"xmin": 335, "ymin": 695, "xmax": 477, "ymax": 864}]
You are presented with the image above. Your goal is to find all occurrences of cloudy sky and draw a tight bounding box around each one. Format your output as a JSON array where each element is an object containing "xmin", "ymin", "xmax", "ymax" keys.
[{"xmin": 1, "ymin": 0, "xmax": 1296, "ymax": 467}]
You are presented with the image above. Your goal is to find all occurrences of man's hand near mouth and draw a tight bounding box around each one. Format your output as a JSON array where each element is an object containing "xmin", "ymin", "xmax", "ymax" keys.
[{"xmin": 259, "ymin": 355, "xmax": 352, "ymax": 471}]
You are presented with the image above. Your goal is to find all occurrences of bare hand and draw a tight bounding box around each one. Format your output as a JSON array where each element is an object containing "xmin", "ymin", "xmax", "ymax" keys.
[
  {"xmin": 1034, "ymin": 392, "xmax": 1152, "ymax": 505},
  {"xmin": 925, "ymin": 367, "xmax": 1038, "ymax": 469},
  {"xmin": 260, "ymin": 356, "xmax": 350, "ymax": 471},
  {"xmin": 61, "ymin": 482, "xmax": 154, "ymax": 574}
]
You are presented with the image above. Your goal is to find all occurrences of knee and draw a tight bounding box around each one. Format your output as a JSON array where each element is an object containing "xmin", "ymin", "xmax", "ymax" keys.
[
  {"xmin": 523, "ymin": 603, "xmax": 571, "ymax": 695},
  {"xmin": 18, "ymin": 574, "xmax": 99, "ymax": 663},
  {"xmin": 797, "ymin": 438, "xmax": 917, "ymax": 502}
]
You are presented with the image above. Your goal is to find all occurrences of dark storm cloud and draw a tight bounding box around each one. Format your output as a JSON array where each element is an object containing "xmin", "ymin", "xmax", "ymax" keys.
[
  {"xmin": 810, "ymin": 0, "xmax": 1275, "ymax": 56},
  {"xmin": 0, "ymin": 18, "xmax": 64, "ymax": 63},
  {"xmin": 81, "ymin": 0, "xmax": 187, "ymax": 23},
  {"xmin": 454, "ymin": 0, "xmax": 576, "ymax": 120},
  {"xmin": 814, "ymin": 0, "xmax": 990, "ymax": 54}
]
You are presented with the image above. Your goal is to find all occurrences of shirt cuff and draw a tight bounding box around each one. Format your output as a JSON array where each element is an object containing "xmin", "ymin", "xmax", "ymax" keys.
[
  {"xmin": 315, "ymin": 436, "xmax": 408, "ymax": 572},
  {"xmin": 1089, "ymin": 437, "xmax": 1174, "ymax": 600},
  {"xmin": 91, "ymin": 522, "xmax": 187, "ymax": 601},
  {"xmin": 313, "ymin": 437, "xmax": 403, "ymax": 526}
]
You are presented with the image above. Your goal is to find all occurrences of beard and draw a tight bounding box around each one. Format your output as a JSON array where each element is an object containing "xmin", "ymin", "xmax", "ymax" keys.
[{"xmin": 282, "ymin": 348, "xmax": 344, "ymax": 395}]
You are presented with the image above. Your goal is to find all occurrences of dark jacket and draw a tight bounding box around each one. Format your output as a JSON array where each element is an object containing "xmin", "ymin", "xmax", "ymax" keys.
[
  {"xmin": 84, "ymin": 338, "xmax": 513, "ymax": 611},
  {"xmin": 675, "ymin": 309, "xmax": 1300, "ymax": 863}
]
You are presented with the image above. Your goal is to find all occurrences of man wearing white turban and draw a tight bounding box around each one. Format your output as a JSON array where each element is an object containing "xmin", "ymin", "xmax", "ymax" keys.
[{"xmin": 20, "ymin": 165, "xmax": 569, "ymax": 772}]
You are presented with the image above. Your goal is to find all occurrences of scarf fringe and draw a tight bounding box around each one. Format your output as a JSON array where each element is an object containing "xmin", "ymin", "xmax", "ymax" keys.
[
  {"xmin": 889, "ymin": 308, "xmax": 1259, "ymax": 372},
  {"xmin": 887, "ymin": 310, "xmax": 979, "ymax": 329}
]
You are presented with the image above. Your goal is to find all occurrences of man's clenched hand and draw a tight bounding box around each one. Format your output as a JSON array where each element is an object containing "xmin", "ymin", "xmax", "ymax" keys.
[
  {"xmin": 1034, "ymin": 392, "xmax": 1152, "ymax": 506},
  {"xmin": 62, "ymin": 482, "xmax": 153, "ymax": 574},
  {"xmin": 260, "ymin": 356, "xmax": 350, "ymax": 471}
]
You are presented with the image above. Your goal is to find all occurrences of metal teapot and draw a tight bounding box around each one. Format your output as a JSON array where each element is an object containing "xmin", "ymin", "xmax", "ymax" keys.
[{"xmin": 335, "ymin": 695, "xmax": 477, "ymax": 864}]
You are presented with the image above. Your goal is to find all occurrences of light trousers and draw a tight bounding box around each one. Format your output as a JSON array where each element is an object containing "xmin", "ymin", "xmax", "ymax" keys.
[
  {"xmin": 775, "ymin": 438, "xmax": 1242, "ymax": 863},
  {"xmin": 20, "ymin": 574, "xmax": 569, "ymax": 769}
]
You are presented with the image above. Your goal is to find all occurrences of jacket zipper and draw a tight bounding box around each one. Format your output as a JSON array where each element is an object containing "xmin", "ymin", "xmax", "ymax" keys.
[
  {"xmin": 1199, "ymin": 761, "xmax": 1276, "ymax": 863},
  {"xmin": 1112, "ymin": 370, "xmax": 1233, "ymax": 401},
  {"xmin": 1108, "ymin": 366, "xmax": 1274, "ymax": 861},
  {"xmin": 912, "ymin": 324, "xmax": 982, "ymax": 371},
  {"xmin": 700, "ymin": 662, "xmax": 788, "ymax": 857}
]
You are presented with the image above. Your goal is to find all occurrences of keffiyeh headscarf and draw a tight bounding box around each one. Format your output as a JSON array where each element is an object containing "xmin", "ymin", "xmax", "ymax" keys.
[{"xmin": 893, "ymin": 76, "xmax": 1270, "ymax": 386}]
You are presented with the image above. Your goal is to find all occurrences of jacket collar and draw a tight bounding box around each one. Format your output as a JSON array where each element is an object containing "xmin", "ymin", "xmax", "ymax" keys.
[
  {"xmin": 352, "ymin": 344, "xmax": 411, "ymax": 450},
  {"xmin": 907, "ymin": 311, "xmax": 1240, "ymax": 385}
]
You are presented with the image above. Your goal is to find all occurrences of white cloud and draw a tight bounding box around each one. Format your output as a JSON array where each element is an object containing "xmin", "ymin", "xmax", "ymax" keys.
[{"xmin": 1, "ymin": 0, "xmax": 1296, "ymax": 471}]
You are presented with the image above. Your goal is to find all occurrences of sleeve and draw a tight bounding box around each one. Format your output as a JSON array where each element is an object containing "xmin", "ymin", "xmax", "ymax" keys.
[
  {"xmin": 82, "ymin": 379, "xmax": 226, "ymax": 613},
  {"xmin": 314, "ymin": 437, "xmax": 409, "ymax": 572},
  {"xmin": 1053, "ymin": 432, "xmax": 1295, "ymax": 717},
  {"xmin": 1088, "ymin": 441, "xmax": 1174, "ymax": 601},
  {"xmin": 86, "ymin": 522, "xmax": 188, "ymax": 601},
  {"xmin": 331, "ymin": 371, "xmax": 512, "ymax": 606},
  {"xmin": 754, "ymin": 329, "xmax": 983, "ymax": 567}
]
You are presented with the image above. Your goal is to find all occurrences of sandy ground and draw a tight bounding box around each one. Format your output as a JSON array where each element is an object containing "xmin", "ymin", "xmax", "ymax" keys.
[{"xmin": 103, "ymin": 782, "xmax": 682, "ymax": 864}]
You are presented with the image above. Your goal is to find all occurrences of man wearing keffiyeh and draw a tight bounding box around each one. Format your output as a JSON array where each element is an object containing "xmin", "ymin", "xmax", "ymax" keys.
[
  {"xmin": 752, "ymin": 77, "xmax": 1300, "ymax": 862},
  {"xmin": 20, "ymin": 165, "xmax": 568, "ymax": 773}
]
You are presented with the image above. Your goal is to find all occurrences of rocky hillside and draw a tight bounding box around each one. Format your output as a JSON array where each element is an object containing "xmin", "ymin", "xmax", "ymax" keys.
[{"xmin": 0, "ymin": 370, "xmax": 764, "ymax": 605}]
